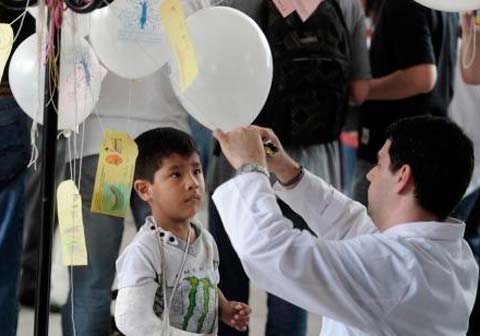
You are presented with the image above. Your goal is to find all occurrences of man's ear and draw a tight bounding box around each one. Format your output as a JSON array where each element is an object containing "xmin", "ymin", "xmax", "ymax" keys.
[
  {"xmin": 134, "ymin": 179, "xmax": 151, "ymax": 202},
  {"xmin": 395, "ymin": 164, "xmax": 414, "ymax": 194}
]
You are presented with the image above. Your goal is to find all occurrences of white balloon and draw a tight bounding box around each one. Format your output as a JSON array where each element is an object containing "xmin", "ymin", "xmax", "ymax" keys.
[
  {"xmin": 28, "ymin": 6, "xmax": 91, "ymax": 37},
  {"xmin": 89, "ymin": 0, "xmax": 170, "ymax": 79},
  {"xmin": 413, "ymin": 0, "xmax": 480, "ymax": 12},
  {"xmin": 170, "ymin": 6, "xmax": 273, "ymax": 131},
  {"xmin": 8, "ymin": 34, "xmax": 106, "ymax": 131}
]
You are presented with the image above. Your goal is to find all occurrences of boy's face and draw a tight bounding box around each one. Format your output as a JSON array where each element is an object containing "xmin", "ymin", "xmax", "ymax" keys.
[{"xmin": 135, "ymin": 152, "xmax": 205, "ymax": 224}]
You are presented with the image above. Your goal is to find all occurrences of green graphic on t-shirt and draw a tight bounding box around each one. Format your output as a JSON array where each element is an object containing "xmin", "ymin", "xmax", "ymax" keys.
[
  {"xmin": 197, "ymin": 278, "xmax": 215, "ymax": 332},
  {"xmin": 182, "ymin": 277, "xmax": 216, "ymax": 331},
  {"xmin": 183, "ymin": 277, "xmax": 199, "ymax": 330}
]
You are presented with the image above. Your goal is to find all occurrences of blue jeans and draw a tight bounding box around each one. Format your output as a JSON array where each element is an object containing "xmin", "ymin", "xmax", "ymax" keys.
[
  {"xmin": 265, "ymin": 294, "xmax": 308, "ymax": 336},
  {"xmin": 61, "ymin": 155, "xmax": 150, "ymax": 336},
  {"xmin": 0, "ymin": 98, "xmax": 29, "ymax": 336}
]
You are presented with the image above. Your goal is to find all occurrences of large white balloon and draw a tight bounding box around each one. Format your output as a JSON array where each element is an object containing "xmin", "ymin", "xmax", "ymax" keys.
[
  {"xmin": 413, "ymin": 0, "xmax": 480, "ymax": 12},
  {"xmin": 8, "ymin": 34, "xmax": 106, "ymax": 131},
  {"xmin": 170, "ymin": 6, "xmax": 273, "ymax": 131},
  {"xmin": 89, "ymin": 0, "xmax": 170, "ymax": 79}
]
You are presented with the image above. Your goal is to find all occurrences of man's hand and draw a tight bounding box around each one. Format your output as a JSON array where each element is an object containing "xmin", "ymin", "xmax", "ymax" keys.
[
  {"xmin": 250, "ymin": 126, "xmax": 302, "ymax": 184},
  {"xmin": 461, "ymin": 11, "xmax": 480, "ymax": 84},
  {"xmin": 219, "ymin": 301, "xmax": 251, "ymax": 332},
  {"xmin": 462, "ymin": 11, "xmax": 480, "ymax": 37},
  {"xmin": 213, "ymin": 127, "xmax": 267, "ymax": 170}
]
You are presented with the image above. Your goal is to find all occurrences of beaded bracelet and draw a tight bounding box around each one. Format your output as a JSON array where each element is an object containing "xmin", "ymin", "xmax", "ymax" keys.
[{"xmin": 278, "ymin": 166, "xmax": 304, "ymax": 188}]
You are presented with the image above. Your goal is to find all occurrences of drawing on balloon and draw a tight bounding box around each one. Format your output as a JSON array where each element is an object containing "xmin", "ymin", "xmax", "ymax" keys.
[{"xmin": 117, "ymin": 0, "xmax": 163, "ymax": 43}]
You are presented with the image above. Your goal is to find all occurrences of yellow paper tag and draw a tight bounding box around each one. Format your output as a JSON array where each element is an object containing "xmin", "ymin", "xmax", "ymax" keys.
[
  {"xmin": 0, "ymin": 24, "xmax": 14, "ymax": 82},
  {"xmin": 91, "ymin": 129, "xmax": 139, "ymax": 217},
  {"xmin": 160, "ymin": 0, "xmax": 199, "ymax": 91},
  {"xmin": 57, "ymin": 180, "xmax": 88, "ymax": 266}
]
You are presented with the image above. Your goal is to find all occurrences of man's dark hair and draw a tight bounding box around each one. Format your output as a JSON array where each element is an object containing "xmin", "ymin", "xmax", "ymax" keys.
[
  {"xmin": 386, "ymin": 116, "xmax": 474, "ymax": 221},
  {"xmin": 134, "ymin": 127, "xmax": 199, "ymax": 182}
]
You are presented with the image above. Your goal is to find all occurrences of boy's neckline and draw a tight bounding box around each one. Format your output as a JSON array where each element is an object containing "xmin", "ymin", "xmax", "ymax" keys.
[{"xmin": 147, "ymin": 216, "xmax": 199, "ymax": 243}]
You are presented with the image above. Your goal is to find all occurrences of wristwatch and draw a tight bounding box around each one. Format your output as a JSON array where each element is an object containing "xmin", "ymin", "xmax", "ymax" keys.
[{"xmin": 236, "ymin": 163, "xmax": 270, "ymax": 179}]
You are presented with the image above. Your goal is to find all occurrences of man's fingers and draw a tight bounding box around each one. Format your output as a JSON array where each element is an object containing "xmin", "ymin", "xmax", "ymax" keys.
[{"xmin": 249, "ymin": 125, "xmax": 272, "ymax": 138}]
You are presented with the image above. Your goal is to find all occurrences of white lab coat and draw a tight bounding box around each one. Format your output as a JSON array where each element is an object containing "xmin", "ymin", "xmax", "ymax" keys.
[{"xmin": 212, "ymin": 171, "xmax": 479, "ymax": 335}]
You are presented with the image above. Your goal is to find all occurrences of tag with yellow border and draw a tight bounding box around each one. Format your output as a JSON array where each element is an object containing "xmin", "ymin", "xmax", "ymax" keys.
[
  {"xmin": 91, "ymin": 129, "xmax": 138, "ymax": 217},
  {"xmin": 57, "ymin": 180, "xmax": 88, "ymax": 266},
  {"xmin": 0, "ymin": 24, "xmax": 14, "ymax": 82},
  {"xmin": 160, "ymin": 0, "xmax": 198, "ymax": 91}
]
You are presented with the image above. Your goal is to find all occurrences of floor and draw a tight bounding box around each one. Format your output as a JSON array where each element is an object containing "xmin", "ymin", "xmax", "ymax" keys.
[{"xmin": 17, "ymin": 204, "xmax": 322, "ymax": 335}]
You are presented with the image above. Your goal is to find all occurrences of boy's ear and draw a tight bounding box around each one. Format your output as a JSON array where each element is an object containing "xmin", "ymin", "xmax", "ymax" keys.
[{"xmin": 134, "ymin": 179, "xmax": 151, "ymax": 202}]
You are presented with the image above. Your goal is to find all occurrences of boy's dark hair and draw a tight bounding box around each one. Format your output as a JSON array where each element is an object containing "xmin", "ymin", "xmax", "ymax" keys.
[
  {"xmin": 134, "ymin": 127, "xmax": 199, "ymax": 182},
  {"xmin": 386, "ymin": 116, "xmax": 474, "ymax": 221}
]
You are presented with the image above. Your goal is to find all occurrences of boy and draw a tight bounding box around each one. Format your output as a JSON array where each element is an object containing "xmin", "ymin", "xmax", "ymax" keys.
[{"xmin": 115, "ymin": 128, "xmax": 251, "ymax": 335}]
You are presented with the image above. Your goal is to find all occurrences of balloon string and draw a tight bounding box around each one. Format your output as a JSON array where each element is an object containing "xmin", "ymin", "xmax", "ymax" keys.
[
  {"xmin": 11, "ymin": 0, "xmax": 31, "ymax": 44},
  {"xmin": 127, "ymin": 80, "xmax": 133, "ymax": 135},
  {"xmin": 46, "ymin": 0, "xmax": 64, "ymax": 27},
  {"xmin": 77, "ymin": 122, "xmax": 85, "ymax": 192},
  {"xmin": 28, "ymin": 123, "xmax": 40, "ymax": 169},
  {"xmin": 65, "ymin": 132, "xmax": 78, "ymax": 336},
  {"xmin": 45, "ymin": 31, "xmax": 60, "ymax": 115},
  {"xmin": 36, "ymin": 0, "xmax": 47, "ymax": 123},
  {"xmin": 45, "ymin": 0, "xmax": 63, "ymax": 57},
  {"xmin": 93, "ymin": 108, "xmax": 106, "ymax": 135},
  {"xmin": 9, "ymin": 12, "xmax": 25, "ymax": 26},
  {"xmin": 77, "ymin": 34, "xmax": 87, "ymax": 194},
  {"xmin": 29, "ymin": 0, "xmax": 47, "ymax": 170}
]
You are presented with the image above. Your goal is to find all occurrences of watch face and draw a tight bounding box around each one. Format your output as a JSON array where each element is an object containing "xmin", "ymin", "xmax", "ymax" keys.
[{"xmin": 237, "ymin": 163, "xmax": 270, "ymax": 179}]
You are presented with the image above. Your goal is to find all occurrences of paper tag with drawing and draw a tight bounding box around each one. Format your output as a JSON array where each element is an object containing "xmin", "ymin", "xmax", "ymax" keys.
[
  {"xmin": 57, "ymin": 180, "xmax": 88, "ymax": 266},
  {"xmin": 160, "ymin": 0, "xmax": 198, "ymax": 91},
  {"xmin": 91, "ymin": 129, "xmax": 139, "ymax": 217},
  {"xmin": 0, "ymin": 24, "xmax": 14, "ymax": 82}
]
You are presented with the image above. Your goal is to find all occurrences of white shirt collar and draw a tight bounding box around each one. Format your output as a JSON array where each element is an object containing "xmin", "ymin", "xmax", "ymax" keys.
[{"xmin": 382, "ymin": 217, "xmax": 465, "ymax": 241}]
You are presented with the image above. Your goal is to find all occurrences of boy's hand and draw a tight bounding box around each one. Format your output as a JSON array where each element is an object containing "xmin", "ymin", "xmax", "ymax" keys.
[{"xmin": 219, "ymin": 301, "xmax": 251, "ymax": 332}]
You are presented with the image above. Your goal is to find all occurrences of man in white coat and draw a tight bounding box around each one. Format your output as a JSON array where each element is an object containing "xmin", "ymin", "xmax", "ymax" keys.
[{"xmin": 212, "ymin": 115, "xmax": 478, "ymax": 335}]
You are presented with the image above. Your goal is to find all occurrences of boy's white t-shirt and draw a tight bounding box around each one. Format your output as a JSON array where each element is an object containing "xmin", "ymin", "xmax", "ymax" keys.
[{"xmin": 116, "ymin": 217, "xmax": 220, "ymax": 334}]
